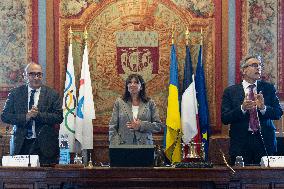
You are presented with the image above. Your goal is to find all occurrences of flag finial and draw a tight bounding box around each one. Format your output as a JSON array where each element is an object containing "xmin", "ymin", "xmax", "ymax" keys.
[
  {"xmin": 185, "ymin": 27, "xmax": 189, "ymax": 46},
  {"xmin": 200, "ymin": 28, "xmax": 203, "ymax": 45},
  {"xmin": 171, "ymin": 25, "xmax": 175, "ymax": 45},
  {"xmin": 69, "ymin": 26, "xmax": 73, "ymax": 44},
  {"xmin": 84, "ymin": 27, "xmax": 88, "ymax": 40}
]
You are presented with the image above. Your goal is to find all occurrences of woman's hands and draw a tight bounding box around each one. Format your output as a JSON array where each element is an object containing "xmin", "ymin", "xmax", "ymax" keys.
[{"xmin": 126, "ymin": 118, "xmax": 141, "ymax": 130}]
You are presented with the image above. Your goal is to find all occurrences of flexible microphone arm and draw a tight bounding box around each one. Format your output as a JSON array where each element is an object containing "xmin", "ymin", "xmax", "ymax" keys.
[
  {"xmin": 27, "ymin": 137, "xmax": 38, "ymax": 167},
  {"xmin": 256, "ymin": 97, "xmax": 270, "ymax": 167},
  {"xmin": 27, "ymin": 126, "xmax": 44, "ymax": 167},
  {"xmin": 258, "ymin": 128, "xmax": 270, "ymax": 167},
  {"xmin": 219, "ymin": 149, "xmax": 235, "ymax": 174}
]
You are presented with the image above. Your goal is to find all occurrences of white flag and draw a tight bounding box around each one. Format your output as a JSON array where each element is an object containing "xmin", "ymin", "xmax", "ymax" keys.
[
  {"xmin": 181, "ymin": 75, "xmax": 198, "ymax": 144},
  {"xmin": 59, "ymin": 43, "xmax": 77, "ymax": 152},
  {"xmin": 75, "ymin": 42, "xmax": 95, "ymax": 150}
]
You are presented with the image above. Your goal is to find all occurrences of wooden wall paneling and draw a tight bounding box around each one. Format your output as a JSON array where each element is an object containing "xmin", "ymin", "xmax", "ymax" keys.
[
  {"xmin": 235, "ymin": 0, "xmax": 242, "ymax": 83},
  {"xmin": 32, "ymin": 0, "xmax": 38, "ymax": 63},
  {"xmin": 46, "ymin": 0, "xmax": 55, "ymax": 88},
  {"xmin": 53, "ymin": 0, "xmax": 61, "ymax": 93},
  {"xmin": 221, "ymin": 0, "xmax": 228, "ymax": 90}
]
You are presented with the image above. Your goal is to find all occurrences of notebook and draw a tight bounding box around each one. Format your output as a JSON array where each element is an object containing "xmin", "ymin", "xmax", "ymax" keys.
[{"xmin": 109, "ymin": 145, "xmax": 155, "ymax": 167}]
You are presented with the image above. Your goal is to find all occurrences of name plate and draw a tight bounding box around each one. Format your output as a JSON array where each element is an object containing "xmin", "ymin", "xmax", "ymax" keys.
[
  {"xmin": 260, "ymin": 156, "xmax": 284, "ymax": 167},
  {"xmin": 2, "ymin": 155, "xmax": 40, "ymax": 167}
]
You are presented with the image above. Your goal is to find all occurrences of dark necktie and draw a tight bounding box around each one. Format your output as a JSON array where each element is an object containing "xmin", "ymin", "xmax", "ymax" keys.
[
  {"xmin": 27, "ymin": 90, "xmax": 36, "ymax": 138},
  {"xmin": 248, "ymin": 84, "xmax": 259, "ymax": 132}
]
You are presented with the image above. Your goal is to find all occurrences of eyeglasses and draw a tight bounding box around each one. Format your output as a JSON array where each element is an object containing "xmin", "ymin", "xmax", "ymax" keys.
[
  {"xmin": 244, "ymin": 63, "xmax": 262, "ymax": 68},
  {"xmin": 28, "ymin": 72, "xmax": 43, "ymax": 78},
  {"xmin": 127, "ymin": 82, "xmax": 139, "ymax": 87}
]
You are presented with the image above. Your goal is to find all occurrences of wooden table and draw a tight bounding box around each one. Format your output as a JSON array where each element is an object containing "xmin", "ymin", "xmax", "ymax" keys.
[{"xmin": 0, "ymin": 166, "xmax": 283, "ymax": 189}]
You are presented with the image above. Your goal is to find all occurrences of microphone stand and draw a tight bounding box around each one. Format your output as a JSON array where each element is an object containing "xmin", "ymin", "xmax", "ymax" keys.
[
  {"xmin": 27, "ymin": 126, "xmax": 43, "ymax": 167},
  {"xmin": 28, "ymin": 137, "xmax": 38, "ymax": 167},
  {"xmin": 0, "ymin": 134, "xmax": 3, "ymax": 166},
  {"xmin": 28, "ymin": 154, "xmax": 31, "ymax": 167},
  {"xmin": 256, "ymin": 108, "xmax": 270, "ymax": 167},
  {"xmin": 259, "ymin": 130, "xmax": 270, "ymax": 167}
]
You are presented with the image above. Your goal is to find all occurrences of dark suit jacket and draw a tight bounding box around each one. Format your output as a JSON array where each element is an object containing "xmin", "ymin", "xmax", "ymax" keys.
[
  {"xmin": 221, "ymin": 80, "xmax": 283, "ymax": 157},
  {"xmin": 1, "ymin": 85, "xmax": 63, "ymax": 160}
]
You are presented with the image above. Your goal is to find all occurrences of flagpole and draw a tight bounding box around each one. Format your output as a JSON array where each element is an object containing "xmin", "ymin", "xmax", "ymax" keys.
[
  {"xmin": 60, "ymin": 25, "xmax": 77, "ymax": 154},
  {"xmin": 183, "ymin": 27, "xmax": 190, "ymax": 161},
  {"xmin": 76, "ymin": 26, "xmax": 95, "ymax": 164},
  {"xmin": 82, "ymin": 26, "xmax": 88, "ymax": 163},
  {"xmin": 165, "ymin": 24, "xmax": 182, "ymax": 163}
]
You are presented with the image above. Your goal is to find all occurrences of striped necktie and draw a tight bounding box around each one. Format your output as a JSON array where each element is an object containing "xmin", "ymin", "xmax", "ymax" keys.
[
  {"xmin": 248, "ymin": 84, "xmax": 259, "ymax": 132},
  {"xmin": 27, "ymin": 90, "xmax": 36, "ymax": 138}
]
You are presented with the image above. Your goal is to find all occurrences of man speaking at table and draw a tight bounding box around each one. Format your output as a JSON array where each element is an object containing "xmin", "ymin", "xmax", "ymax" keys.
[{"xmin": 1, "ymin": 62, "xmax": 63, "ymax": 165}]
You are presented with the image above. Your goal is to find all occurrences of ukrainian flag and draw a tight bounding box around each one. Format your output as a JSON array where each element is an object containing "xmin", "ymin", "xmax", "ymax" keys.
[{"xmin": 165, "ymin": 44, "xmax": 181, "ymax": 163}]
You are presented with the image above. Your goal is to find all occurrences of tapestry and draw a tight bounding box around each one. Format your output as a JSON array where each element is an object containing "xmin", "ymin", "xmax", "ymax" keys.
[
  {"xmin": 59, "ymin": 0, "xmax": 216, "ymax": 127},
  {"xmin": 243, "ymin": 0, "xmax": 279, "ymax": 85},
  {"xmin": 0, "ymin": 0, "xmax": 32, "ymax": 94},
  {"xmin": 60, "ymin": 0, "xmax": 214, "ymax": 17},
  {"xmin": 116, "ymin": 31, "xmax": 159, "ymax": 81}
]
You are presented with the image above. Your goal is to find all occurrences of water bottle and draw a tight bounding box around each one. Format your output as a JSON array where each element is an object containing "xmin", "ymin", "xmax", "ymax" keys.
[
  {"xmin": 74, "ymin": 153, "xmax": 83, "ymax": 165},
  {"xmin": 235, "ymin": 156, "xmax": 244, "ymax": 167},
  {"xmin": 59, "ymin": 134, "xmax": 70, "ymax": 164}
]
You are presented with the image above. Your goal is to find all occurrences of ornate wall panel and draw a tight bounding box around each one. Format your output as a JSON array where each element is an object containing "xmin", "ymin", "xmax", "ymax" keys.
[
  {"xmin": 240, "ymin": 0, "xmax": 283, "ymax": 98},
  {"xmin": 0, "ymin": 0, "xmax": 33, "ymax": 99},
  {"xmin": 58, "ymin": 0, "xmax": 218, "ymax": 131}
]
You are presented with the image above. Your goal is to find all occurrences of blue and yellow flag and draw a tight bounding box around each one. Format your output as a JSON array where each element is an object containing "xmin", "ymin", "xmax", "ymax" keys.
[
  {"xmin": 195, "ymin": 45, "xmax": 210, "ymax": 160},
  {"xmin": 165, "ymin": 44, "xmax": 181, "ymax": 163}
]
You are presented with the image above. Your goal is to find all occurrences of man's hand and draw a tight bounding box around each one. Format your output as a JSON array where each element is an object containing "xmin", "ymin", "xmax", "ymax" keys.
[
  {"xmin": 126, "ymin": 118, "xmax": 141, "ymax": 131},
  {"xmin": 26, "ymin": 106, "xmax": 38, "ymax": 121},
  {"xmin": 255, "ymin": 92, "xmax": 265, "ymax": 110},
  {"xmin": 242, "ymin": 93, "xmax": 257, "ymax": 111}
]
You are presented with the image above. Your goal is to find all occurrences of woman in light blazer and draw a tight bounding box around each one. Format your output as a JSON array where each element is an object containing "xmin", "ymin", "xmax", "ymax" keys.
[{"xmin": 109, "ymin": 74, "xmax": 163, "ymax": 145}]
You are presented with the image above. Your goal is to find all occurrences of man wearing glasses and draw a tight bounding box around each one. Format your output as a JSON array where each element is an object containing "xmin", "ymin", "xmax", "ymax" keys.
[
  {"xmin": 221, "ymin": 55, "xmax": 283, "ymax": 165},
  {"xmin": 1, "ymin": 62, "xmax": 63, "ymax": 165}
]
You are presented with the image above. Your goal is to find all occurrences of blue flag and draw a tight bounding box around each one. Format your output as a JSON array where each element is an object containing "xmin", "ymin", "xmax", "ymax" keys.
[{"xmin": 195, "ymin": 45, "xmax": 210, "ymax": 160}]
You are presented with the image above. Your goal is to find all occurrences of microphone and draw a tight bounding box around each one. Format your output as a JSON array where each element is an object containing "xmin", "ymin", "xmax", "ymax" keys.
[{"xmin": 219, "ymin": 149, "xmax": 235, "ymax": 174}]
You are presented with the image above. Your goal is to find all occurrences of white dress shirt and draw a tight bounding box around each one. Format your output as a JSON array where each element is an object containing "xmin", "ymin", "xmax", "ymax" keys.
[{"xmin": 28, "ymin": 86, "xmax": 41, "ymax": 138}]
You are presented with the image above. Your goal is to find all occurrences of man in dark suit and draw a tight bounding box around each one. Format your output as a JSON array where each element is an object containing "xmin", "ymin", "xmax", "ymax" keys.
[
  {"xmin": 221, "ymin": 55, "xmax": 283, "ymax": 165},
  {"xmin": 1, "ymin": 63, "xmax": 63, "ymax": 165}
]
